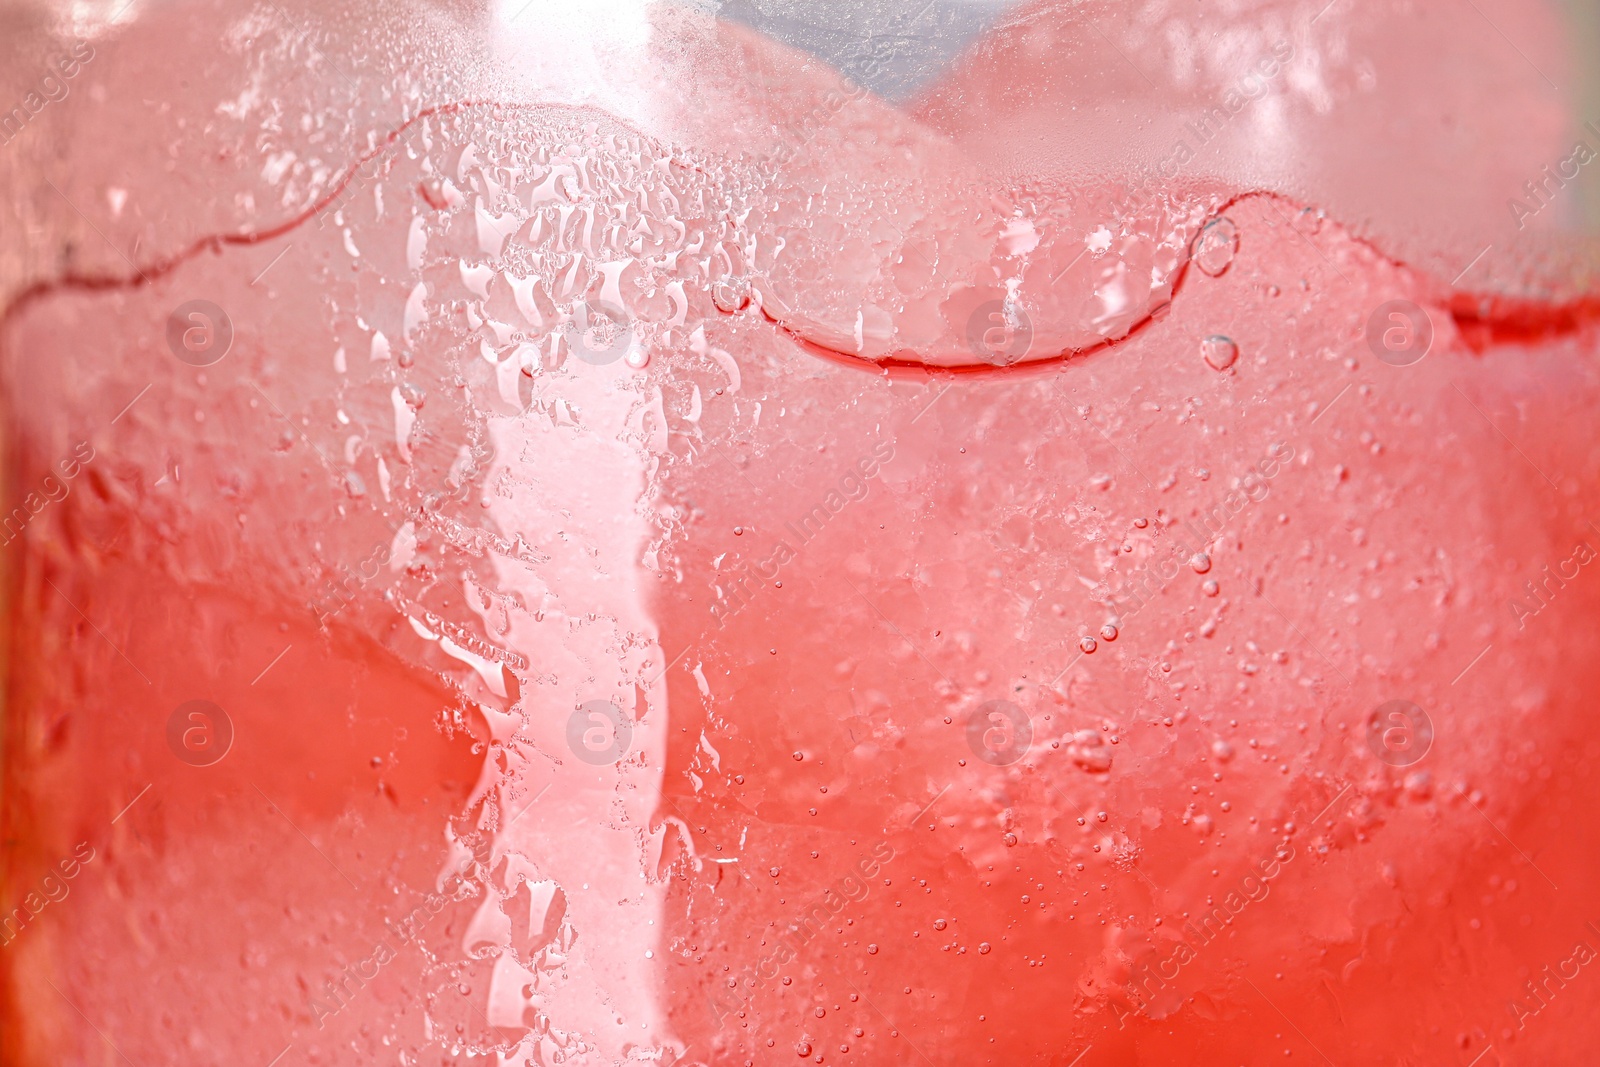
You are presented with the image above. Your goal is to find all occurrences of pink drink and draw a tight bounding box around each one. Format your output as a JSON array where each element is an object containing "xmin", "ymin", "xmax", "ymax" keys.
[{"xmin": 3, "ymin": 1, "xmax": 1599, "ymax": 1064}]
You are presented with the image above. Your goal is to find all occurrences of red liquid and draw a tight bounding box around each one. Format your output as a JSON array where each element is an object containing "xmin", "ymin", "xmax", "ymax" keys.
[{"xmin": 3, "ymin": 2, "xmax": 1600, "ymax": 1065}]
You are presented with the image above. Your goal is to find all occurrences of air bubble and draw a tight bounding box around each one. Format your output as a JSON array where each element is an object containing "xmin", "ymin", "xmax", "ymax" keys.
[
  {"xmin": 1201, "ymin": 335, "xmax": 1239, "ymax": 371},
  {"xmin": 1193, "ymin": 217, "xmax": 1239, "ymax": 276}
]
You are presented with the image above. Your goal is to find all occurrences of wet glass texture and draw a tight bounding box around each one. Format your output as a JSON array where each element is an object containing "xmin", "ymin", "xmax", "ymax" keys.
[{"xmin": 2, "ymin": 1, "xmax": 1600, "ymax": 1065}]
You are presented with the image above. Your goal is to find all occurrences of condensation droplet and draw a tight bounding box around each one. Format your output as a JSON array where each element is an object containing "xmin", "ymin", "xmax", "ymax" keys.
[
  {"xmin": 1190, "ymin": 553, "xmax": 1213, "ymax": 574},
  {"xmin": 1201, "ymin": 335, "xmax": 1239, "ymax": 371},
  {"xmin": 1202, "ymin": 579, "xmax": 1220, "ymax": 596},
  {"xmin": 1193, "ymin": 217, "xmax": 1239, "ymax": 277},
  {"xmin": 1079, "ymin": 636, "xmax": 1098, "ymax": 654},
  {"xmin": 1099, "ymin": 623, "xmax": 1118, "ymax": 642},
  {"xmin": 978, "ymin": 942, "xmax": 992, "ymax": 954},
  {"xmin": 712, "ymin": 277, "xmax": 752, "ymax": 313}
]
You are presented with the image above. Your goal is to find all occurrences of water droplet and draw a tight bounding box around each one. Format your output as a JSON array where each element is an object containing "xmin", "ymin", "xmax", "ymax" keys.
[
  {"xmin": 933, "ymin": 919, "xmax": 947, "ymax": 930},
  {"xmin": 420, "ymin": 178, "xmax": 450, "ymax": 210},
  {"xmin": 814, "ymin": 1007, "xmax": 826, "ymax": 1018},
  {"xmin": 1003, "ymin": 832, "xmax": 1018, "ymax": 847},
  {"xmin": 795, "ymin": 1042, "xmax": 812, "ymax": 1057},
  {"xmin": 978, "ymin": 942, "xmax": 992, "ymax": 954},
  {"xmin": 792, "ymin": 751, "xmax": 805, "ymax": 761},
  {"xmin": 625, "ymin": 348, "xmax": 650, "ymax": 369},
  {"xmin": 1193, "ymin": 217, "xmax": 1239, "ymax": 277},
  {"xmin": 1079, "ymin": 636, "xmax": 1098, "ymax": 654},
  {"xmin": 1201, "ymin": 335, "xmax": 1239, "ymax": 371},
  {"xmin": 1190, "ymin": 553, "xmax": 1212, "ymax": 574},
  {"xmin": 1202, "ymin": 579, "xmax": 1220, "ymax": 596},
  {"xmin": 1099, "ymin": 623, "xmax": 1118, "ymax": 642},
  {"xmin": 867, "ymin": 944, "xmax": 879, "ymax": 954},
  {"xmin": 712, "ymin": 277, "xmax": 752, "ymax": 313},
  {"xmin": 733, "ymin": 526, "xmax": 744, "ymax": 536}
]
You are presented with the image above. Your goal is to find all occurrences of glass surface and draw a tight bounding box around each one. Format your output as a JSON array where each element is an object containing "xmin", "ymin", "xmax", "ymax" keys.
[{"xmin": 2, "ymin": 1, "xmax": 1599, "ymax": 1064}]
